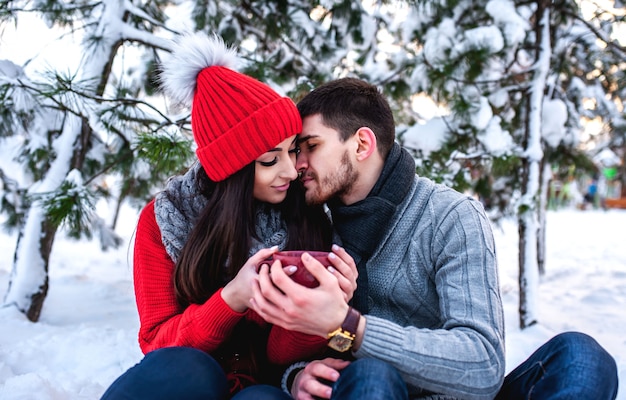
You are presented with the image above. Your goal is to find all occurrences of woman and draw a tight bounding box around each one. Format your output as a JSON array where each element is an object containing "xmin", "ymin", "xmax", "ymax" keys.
[{"xmin": 101, "ymin": 32, "xmax": 356, "ymax": 400}]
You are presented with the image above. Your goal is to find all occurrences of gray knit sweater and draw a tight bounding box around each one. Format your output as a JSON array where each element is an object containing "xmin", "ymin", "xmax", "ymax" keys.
[{"xmin": 350, "ymin": 176, "xmax": 505, "ymax": 400}]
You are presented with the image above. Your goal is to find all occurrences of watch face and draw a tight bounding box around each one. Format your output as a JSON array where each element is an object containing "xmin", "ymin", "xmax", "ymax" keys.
[{"xmin": 329, "ymin": 332, "xmax": 353, "ymax": 352}]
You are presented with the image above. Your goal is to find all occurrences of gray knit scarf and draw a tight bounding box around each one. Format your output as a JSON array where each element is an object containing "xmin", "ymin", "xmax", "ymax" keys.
[
  {"xmin": 327, "ymin": 143, "xmax": 415, "ymax": 312},
  {"xmin": 154, "ymin": 162, "xmax": 288, "ymax": 264}
]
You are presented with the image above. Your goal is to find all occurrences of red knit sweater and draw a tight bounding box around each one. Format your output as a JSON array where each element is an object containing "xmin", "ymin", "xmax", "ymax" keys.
[{"xmin": 133, "ymin": 199, "xmax": 327, "ymax": 365}]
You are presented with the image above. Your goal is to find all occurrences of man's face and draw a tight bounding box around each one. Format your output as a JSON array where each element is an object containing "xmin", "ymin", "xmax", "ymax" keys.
[{"xmin": 296, "ymin": 114, "xmax": 358, "ymax": 205}]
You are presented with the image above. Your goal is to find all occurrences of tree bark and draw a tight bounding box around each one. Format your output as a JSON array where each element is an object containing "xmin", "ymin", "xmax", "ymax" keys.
[
  {"xmin": 537, "ymin": 160, "xmax": 551, "ymax": 276},
  {"xmin": 518, "ymin": 149, "xmax": 539, "ymax": 329},
  {"xmin": 25, "ymin": 218, "xmax": 57, "ymax": 322},
  {"xmin": 3, "ymin": 206, "xmax": 57, "ymax": 322},
  {"xmin": 519, "ymin": 0, "xmax": 551, "ymax": 329}
]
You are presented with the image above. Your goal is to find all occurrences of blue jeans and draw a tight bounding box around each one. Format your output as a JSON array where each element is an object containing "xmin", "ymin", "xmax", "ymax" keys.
[
  {"xmin": 100, "ymin": 347, "xmax": 291, "ymax": 400},
  {"xmin": 496, "ymin": 331, "xmax": 618, "ymax": 399},
  {"xmin": 102, "ymin": 332, "xmax": 617, "ymax": 399},
  {"xmin": 330, "ymin": 332, "xmax": 617, "ymax": 399},
  {"xmin": 331, "ymin": 358, "xmax": 408, "ymax": 399}
]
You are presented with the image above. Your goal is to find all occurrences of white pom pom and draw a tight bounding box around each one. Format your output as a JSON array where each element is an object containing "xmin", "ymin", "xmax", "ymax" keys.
[{"xmin": 160, "ymin": 32, "xmax": 239, "ymax": 106}]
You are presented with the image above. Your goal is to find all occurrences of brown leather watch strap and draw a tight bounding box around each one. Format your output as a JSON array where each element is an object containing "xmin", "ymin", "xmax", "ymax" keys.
[{"xmin": 341, "ymin": 307, "xmax": 361, "ymax": 335}]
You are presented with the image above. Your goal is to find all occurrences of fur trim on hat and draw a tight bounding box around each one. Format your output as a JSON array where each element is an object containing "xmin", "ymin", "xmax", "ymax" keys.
[{"xmin": 159, "ymin": 32, "xmax": 239, "ymax": 106}]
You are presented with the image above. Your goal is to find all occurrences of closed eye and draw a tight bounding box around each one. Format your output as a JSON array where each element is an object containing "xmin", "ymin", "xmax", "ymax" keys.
[{"xmin": 258, "ymin": 158, "xmax": 278, "ymax": 167}]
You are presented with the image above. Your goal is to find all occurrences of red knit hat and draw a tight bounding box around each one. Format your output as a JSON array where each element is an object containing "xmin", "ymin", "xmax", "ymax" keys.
[{"xmin": 160, "ymin": 32, "xmax": 301, "ymax": 181}]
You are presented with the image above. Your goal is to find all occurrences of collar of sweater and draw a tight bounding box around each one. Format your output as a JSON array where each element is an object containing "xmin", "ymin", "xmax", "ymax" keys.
[
  {"xmin": 328, "ymin": 143, "xmax": 415, "ymax": 262},
  {"xmin": 328, "ymin": 143, "xmax": 415, "ymax": 311}
]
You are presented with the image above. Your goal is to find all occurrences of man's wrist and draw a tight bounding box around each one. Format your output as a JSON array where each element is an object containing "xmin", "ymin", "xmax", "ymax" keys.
[
  {"xmin": 351, "ymin": 313, "xmax": 366, "ymax": 351},
  {"xmin": 327, "ymin": 307, "xmax": 361, "ymax": 352}
]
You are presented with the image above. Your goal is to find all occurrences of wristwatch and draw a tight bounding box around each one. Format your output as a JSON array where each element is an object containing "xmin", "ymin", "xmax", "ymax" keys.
[{"xmin": 327, "ymin": 307, "xmax": 361, "ymax": 352}]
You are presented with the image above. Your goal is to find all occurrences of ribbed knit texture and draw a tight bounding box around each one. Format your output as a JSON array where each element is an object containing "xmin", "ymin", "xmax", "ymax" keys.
[
  {"xmin": 193, "ymin": 66, "xmax": 301, "ymax": 181},
  {"xmin": 337, "ymin": 175, "xmax": 505, "ymax": 400},
  {"xmin": 132, "ymin": 200, "xmax": 327, "ymax": 363},
  {"xmin": 159, "ymin": 32, "xmax": 301, "ymax": 182}
]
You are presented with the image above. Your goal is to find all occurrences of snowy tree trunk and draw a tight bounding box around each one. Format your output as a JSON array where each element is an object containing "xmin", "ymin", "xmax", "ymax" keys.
[
  {"xmin": 3, "ymin": 1, "xmax": 125, "ymax": 321},
  {"xmin": 3, "ymin": 116, "xmax": 82, "ymax": 321},
  {"xmin": 519, "ymin": 4, "xmax": 551, "ymax": 329},
  {"xmin": 537, "ymin": 160, "xmax": 551, "ymax": 276},
  {"xmin": 4, "ymin": 214, "xmax": 57, "ymax": 321},
  {"xmin": 518, "ymin": 171, "xmax": 539, "ymax": 328}
]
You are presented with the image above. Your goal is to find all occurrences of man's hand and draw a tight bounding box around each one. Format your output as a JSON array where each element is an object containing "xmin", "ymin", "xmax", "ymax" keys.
[
  {"xmin": 292, "ymin": 358, "xmax": 351, "ymax": 400},
  {"xmin": 250, "ymin": 251, "xmax": 350, "ymax": 337}
]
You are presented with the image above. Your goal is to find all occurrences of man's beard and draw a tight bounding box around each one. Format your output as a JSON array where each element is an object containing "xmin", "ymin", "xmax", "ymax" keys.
[{"xmin": 305, "ymin": 151, "xmax": 358, "ymax": 205}]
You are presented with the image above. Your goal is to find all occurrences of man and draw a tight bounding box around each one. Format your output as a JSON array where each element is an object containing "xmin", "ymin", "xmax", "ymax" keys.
[{"xmin": 250, "ymin": 78, "xmax": 618, "ymax": 400}]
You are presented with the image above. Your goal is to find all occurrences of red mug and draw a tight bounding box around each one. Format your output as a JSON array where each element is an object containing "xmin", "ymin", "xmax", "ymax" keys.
[{"xmin": 269, "ymin": 251, "xmax": 330, "ymax": 288}]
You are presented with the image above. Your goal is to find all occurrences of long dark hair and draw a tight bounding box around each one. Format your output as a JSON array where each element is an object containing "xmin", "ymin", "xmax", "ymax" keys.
[{"xmin": 173, "ymin": 163, "xmax": 333, "ymax": 307}]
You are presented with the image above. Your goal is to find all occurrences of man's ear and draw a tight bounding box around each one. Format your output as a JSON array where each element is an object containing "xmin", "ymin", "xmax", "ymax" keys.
[{"xmin": 355, "ymin": 127, "xmax": 377, "ymax": 161}]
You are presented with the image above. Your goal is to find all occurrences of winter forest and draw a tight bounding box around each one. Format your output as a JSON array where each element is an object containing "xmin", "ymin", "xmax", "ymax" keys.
[{"xmin": 0, "ymin": 0, "xmax": 625, "ymax": 395}]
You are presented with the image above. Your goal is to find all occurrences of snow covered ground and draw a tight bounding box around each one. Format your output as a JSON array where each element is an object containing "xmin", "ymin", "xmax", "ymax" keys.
[{"xmin": 0, "ymin": 206, "xmax": 624, "ymax": 399}]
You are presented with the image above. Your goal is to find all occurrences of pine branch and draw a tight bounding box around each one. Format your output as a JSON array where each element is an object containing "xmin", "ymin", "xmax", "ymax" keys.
[
  {"xmin": 35, "ymin": 179, "xmax": 96, "ymax": 237},
  {"xmin": 13, "ymin": 74, "xmax": 178, "ymax": 132}
]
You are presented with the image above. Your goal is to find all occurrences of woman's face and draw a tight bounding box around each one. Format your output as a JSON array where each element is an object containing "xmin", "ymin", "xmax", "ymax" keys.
[{"xmin": 253, "ymin": 135, "xmax": 299, "ymax": 203}]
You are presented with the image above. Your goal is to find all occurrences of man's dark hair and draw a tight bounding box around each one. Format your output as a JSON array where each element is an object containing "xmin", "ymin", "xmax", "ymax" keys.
[{"xmin": 297, "ymin": 78, "xmax": 395, "ymax": 159}]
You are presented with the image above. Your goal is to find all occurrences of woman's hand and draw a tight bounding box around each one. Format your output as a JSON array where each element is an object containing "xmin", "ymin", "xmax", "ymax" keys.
[
  {"xmin": 327, "ymin": 245, "xmax": 358, "ymax": 302},
  {"xmin": 221, "ymin": 246, "xmax": 279, "ymax": 312}
]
